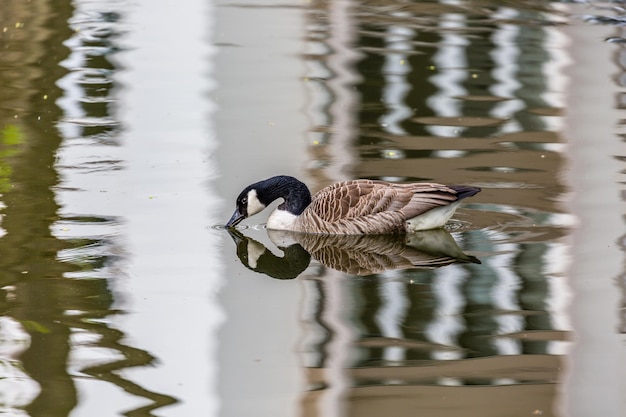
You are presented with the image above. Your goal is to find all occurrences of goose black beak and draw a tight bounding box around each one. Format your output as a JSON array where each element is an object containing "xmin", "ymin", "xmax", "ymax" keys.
[{"xmin": 226, "ymin": 210, "xmax": 245, "ymax": 228}]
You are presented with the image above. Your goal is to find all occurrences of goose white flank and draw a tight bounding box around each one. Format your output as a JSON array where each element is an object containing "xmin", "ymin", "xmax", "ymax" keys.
[{"xmin": 226, "ymin": 175, "xmax": 480, "ymax": 234}]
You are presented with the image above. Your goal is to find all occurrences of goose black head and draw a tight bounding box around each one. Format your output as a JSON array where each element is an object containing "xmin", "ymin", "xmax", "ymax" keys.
[
  {"xmin": 226, "ymin": 184, "xmax": 267, "ymax": 228},
  {"xmin": 225, "ymin": 176, "xmax": 312, "ymax": 228}
]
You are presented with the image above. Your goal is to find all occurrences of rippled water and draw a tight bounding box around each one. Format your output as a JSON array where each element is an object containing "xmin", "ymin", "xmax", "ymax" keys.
[{"xmin": 1, "ymin": 0, "xmax": 625, "ymax": 416}]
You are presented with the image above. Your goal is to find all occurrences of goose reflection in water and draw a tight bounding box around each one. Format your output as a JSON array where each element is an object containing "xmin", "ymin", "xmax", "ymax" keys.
[{"xmin": 228, "ymin": 228, "xmax": 480, "ymax": 279}]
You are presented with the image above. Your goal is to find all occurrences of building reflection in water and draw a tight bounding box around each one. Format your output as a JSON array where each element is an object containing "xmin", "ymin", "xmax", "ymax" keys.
[
  {"xmin": 614, "ymin": 18, "xmax": 626, "ymax": 334},
  {"xmin": 0, "ymin": 0, "xmax": 608, "ymax": 416},
  {"xmin": 296, "ymin": 2, "xmax": 572, "ymax": 416},
  {"xmin": 0, "ymin": 0, "xmax": 175, "ymax": 415}
]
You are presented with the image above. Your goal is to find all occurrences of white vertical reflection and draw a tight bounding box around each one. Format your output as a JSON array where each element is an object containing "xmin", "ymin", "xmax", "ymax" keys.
[
  {"xmin": 541, "ymin": 25, "xmax": 569, "ymax": 132},
  {"xmin": 0, "ymin": 317, "xmax": 40, "ymax": 413},
  {"xmin": 380, "ymin": 20, "xmax": 414, "ymax": 136},
  {"xmin": 116, "ymin": 0, "xmax": 223, "ymax": 416},
  {"xmin": 562, "ymin": 7, "xmax": 625, "ymax": 416},
  {"xmin": 325, "ymin": 0, "xmax": 361, "ymax": 181},
  {"xmin": 429, "ymin": 13, "xmax": 468, "ymax": 137},
  {"xmin": 488, "ymin": 243, "xmax": 523, "ymax": 356},
  {"xmin": 320, "ymin": 272, "xmax": 356, "ymax": 417},
  {"xmin": 489, "ymin": 8, "xmax": 524, "ymax": 133},
  {"xmin": 213, "ymin": 2, "xmax": 308, "ymax": 417},
  {"xmin": 376, "ymin": 276, "xmax": 408, "ymax": 362},
  {"xmin": 427, "ymin": 265, "xmax": 466, "ymax": 361},
  {"xmin": 55, "ymin": 0, "xmax": 222, "ymax": 415}
]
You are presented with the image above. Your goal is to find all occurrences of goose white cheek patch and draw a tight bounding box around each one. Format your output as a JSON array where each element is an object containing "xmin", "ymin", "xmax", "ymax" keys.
[{"xmin": 246, "ymin": 189, "xmax": 266, "ymax": 216}]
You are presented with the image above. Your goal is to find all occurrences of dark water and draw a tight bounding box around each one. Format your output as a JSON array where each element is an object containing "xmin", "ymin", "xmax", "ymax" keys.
[{"xmin": 0, "ymin": 0, "xmax": 625, "ymax": 416}]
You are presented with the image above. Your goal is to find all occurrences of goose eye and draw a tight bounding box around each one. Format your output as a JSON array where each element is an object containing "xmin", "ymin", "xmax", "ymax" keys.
[{"xmin": 241, "ymin": 197, "xmax": 248, "ymax": 206}]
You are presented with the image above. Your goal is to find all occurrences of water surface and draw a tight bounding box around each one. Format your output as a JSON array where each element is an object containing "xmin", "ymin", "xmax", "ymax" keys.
[{"xmin": 0, "ymin": 1, "xmax": 625, "ymax": 417}]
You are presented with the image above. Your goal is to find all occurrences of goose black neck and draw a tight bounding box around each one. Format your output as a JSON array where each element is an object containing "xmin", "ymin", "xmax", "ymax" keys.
[{"xmin": 256, "ymin": 175, "xmax": 312, "ymax": 215}]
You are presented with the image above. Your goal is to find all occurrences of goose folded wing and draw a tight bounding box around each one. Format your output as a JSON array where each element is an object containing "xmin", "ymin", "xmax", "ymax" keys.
[
  {"xmin": 308, "ymin": 180, "xmax": 460, "ymax": 222},
  {"xmin": 398, "ymin": 183, "xmax": 460, "ymax": 219},
  {"xmin": 308, "ymin": 180, "xmax": 409, "ymax": 221}
]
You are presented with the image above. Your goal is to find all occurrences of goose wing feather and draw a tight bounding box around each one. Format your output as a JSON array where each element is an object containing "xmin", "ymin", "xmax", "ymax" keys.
[
  {"xmin": 322, "ymin": 181, "xmax": 409, "ymax": 217},
  {"xmin": 309, "ymin": 180, "xmax": 458, "ymax": 219},
  {"xmin": 293, "ymin": 180, "xmax": 460, "ymax": 234},
  {"xmin": 390, "ymin": 182, "xmax": 460, "ymax": 219}
]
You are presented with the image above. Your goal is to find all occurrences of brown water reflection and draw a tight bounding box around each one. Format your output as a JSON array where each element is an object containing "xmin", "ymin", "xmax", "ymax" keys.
[
  {"xmin": 0, "ymin": 2, "xmax": 79, "ymax": 415},
  {"xmin": 228, "ymin": 1, "xmax": 574, "ymax": 417},
  {"xmin": 230, "ymin": 226, "xmax": 566, "ymax": 416}
]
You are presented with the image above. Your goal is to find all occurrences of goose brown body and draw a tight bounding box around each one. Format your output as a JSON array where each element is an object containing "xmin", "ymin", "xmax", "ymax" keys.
[
  {"xmin": 226, "ymin": 176, "xmax": 480, "ymax": 235},
  {"xmin": 291, "ymin": 180, "xmax": 462, "ymax": 234}
]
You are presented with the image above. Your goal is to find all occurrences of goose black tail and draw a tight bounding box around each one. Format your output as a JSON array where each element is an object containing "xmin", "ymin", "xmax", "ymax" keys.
[{"xmin": 450, "ymin": 185, "xmax": 481, "ymax": 200}]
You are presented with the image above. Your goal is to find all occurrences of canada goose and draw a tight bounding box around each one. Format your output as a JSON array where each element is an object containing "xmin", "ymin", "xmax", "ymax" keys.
[{"xmin": 226, "ymin": 175, "xmax": 480, "ymax": 234}]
